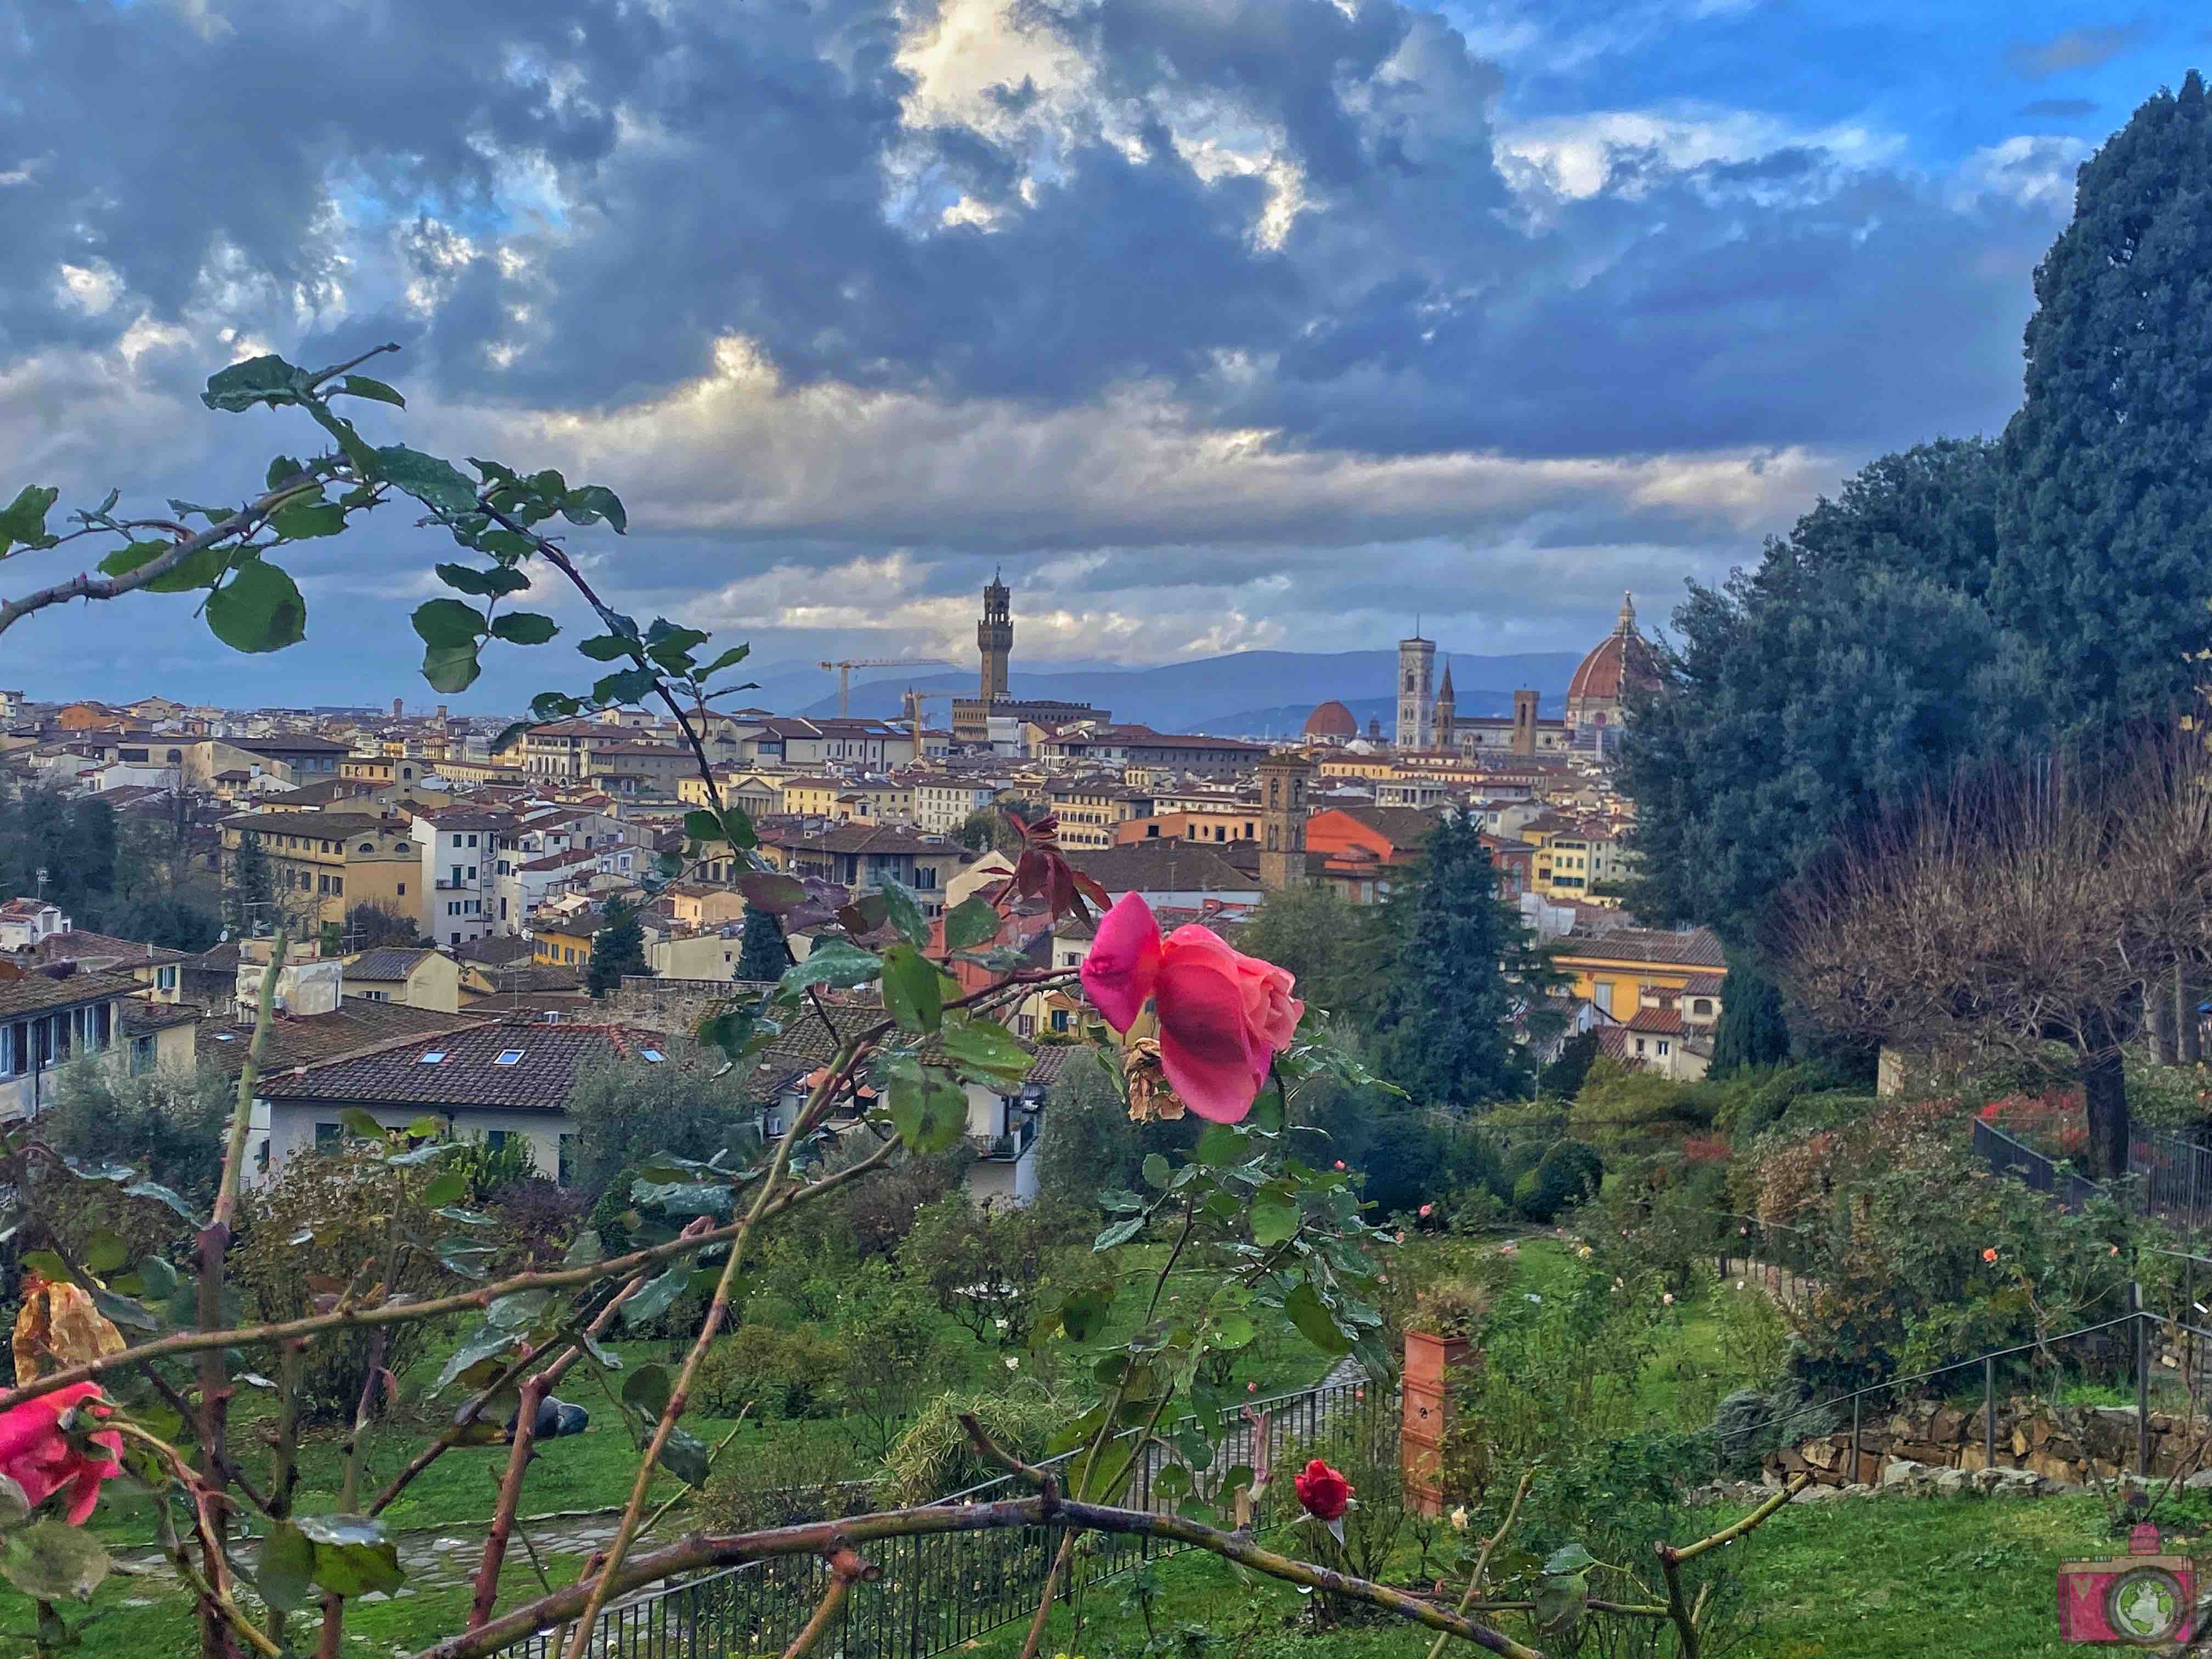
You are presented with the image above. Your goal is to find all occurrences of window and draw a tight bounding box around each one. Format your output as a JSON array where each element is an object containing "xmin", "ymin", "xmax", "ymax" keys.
[
  {"xmin": 397, "ymin": 882, "xmax": 407, "ymax": 896},
  {"xmin": 1657, "ymin": 1040, "xmax": 1671, "ymax": 1056},
  {"xmin": 419, "ymin": 1051, "xmax": 448, "ymax": 1065},
  {"xmin": 494, "ymin": 1050, "xmax": 524, "ymax": 1066},
  {"xmin": 360, "ymin": 843, "xmax": 374, "ymax": 853},
  {"xmin": 1633, "ymin": 1037, "xmax": 1646, "ymax": 1055},
  {"xmin": 156, "ymin": 965, "xmax": 178, "ymax": 991},
  {"xmin": 558, "ymin": 1134, "xmax": 574, "ymax": 1186},
  {"xmin": 129, "ymin": 1034, "xmax": 155, "ymax": 1075},
  {"xmin": 315, "ymin": 1122, "xmax": 342, "ymax": 1151},
  {"xmin": 641, "ymin": 1048, "xmax": 664, "ymax": 1063},
  {"xmin": 363, "ymin": 989, "xmax": 388, "ymax": 1002},
  {"xmin": 1017, "ymin": 1013, "xmax": 1036, "ymax": 1036},
  {"xmin": 1692, "ymin": 998, "xmax": 1712, "ymax": 1016},
  {"xmin": 486, "ymin": 1130, "xmax": 513, "ymax": 1153}
]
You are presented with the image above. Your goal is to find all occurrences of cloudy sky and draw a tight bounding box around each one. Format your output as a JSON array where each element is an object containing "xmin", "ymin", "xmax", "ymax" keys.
[{"xmin": 0, "ymin": 0, "xmax": 2192, "ymax": 709}]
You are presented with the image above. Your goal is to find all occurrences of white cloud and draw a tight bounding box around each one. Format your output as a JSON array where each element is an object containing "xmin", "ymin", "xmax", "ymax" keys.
[{"xmin": 1951, "ymin": 135, "xmax": 2087, "ymax": 212}]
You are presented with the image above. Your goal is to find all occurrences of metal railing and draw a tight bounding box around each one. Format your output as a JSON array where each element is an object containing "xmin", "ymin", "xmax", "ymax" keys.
[
  {"xmin": 1973, "ymin": 1116, "xmax": 2212, "ymax": 1235},
  {"xmin": 494, "ymin": 1375, "xmax": 1380, "ymax": 1659}
]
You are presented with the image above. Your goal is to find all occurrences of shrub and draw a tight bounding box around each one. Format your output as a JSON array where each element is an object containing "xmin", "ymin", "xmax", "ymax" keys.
[
  {"xmin": 488, "ymin": 1177, "xmax": 584, "ymax": 1273},
  {"xmin": 233, "ymin": 1143, "xmax": 463, "ymax": 1420},
  {"xmin": 691, "ymin": 1434, "xmax": 869, "ymax": 1534},
  {"xmin": 880, "ymin": 1384, "xmax": 1072, "ymax": 1505},
  {"xmin": 563, "ymin": 1041, "xmax": 762, "ymax": 1201},
  {"xmin": 1520, "ymin": 1141, "xmax": 1602, "ymax": 1221},
  {"xmin": 901, "ymin": 1194, "xmax": 1086, "ymax": 1346},
  {"xmin": 445, "ymin": 1132, "xmax": 537, "ymax": 1202},
  {"xmin": 695, "ymin": 1326, "xmax": 848, "ymax": 1419}
]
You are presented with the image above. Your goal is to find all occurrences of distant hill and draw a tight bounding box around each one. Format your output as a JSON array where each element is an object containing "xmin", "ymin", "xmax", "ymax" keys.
[{"xmin": 782, "ymin": 650, "xmax": 1587, "ymax": 733}]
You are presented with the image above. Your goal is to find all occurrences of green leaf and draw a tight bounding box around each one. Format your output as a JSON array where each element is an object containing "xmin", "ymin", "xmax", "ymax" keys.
[
  {"xmin": 624, "ymin": 1265, "xmax": 690, "ymax": 1327},
  {"xmin": 84, "ymin": 1231, "xmax": 128, "ymax": 1274},
  {"xmin": 0, "ymin": 486, "xmax": 60, "ymax": 558},
  {"xmin": 696, "ymin": 1003, "xmax": 758, "ymax": 1063},
  {"xmin": 489, "ymin": 611, "xmax": 558, "ymax": 645},
  {"xmin": 1544, "ymin": 1543, "xmax": 1598, "ymax": 1576},
  {"xmin": 1142, "ymin": 1154, "xmax": 1172, "ymax": 1190},
  {"xmin": 879, "ymin": 944, "xmax": 945, "ymax": 1035},
  {"xmin": 436, "ymin": 562, "xmax": 531, "ymax": 597},
  {"xmin": 202, "ymin": 354, "xmax": 309, "ymax": 413},
  {"xmin": 420, "ymin": 1170, "xmax": 466, "ymax": 1207},
  {"xmin": 0, "ymin": 1520, "xmax": 110, "ymax": 1601},
  {"xmin": 644, "ymin": 623, "xmax": 709, "ymax": 674},
  {"xmin": 939, "ymin": 1018, "xmax": 1031, "ymax": 1084},
  {"xmin": 340, "ymin": 1108, "xmax": 384, "ymax": 1140},
  {"xmin": 1211, "ymin": 1311, "xmax": 1257, "ymax": 1351},
  {"xmin": 134, "ymin": 1255, "xmax": 180, "ymax": 1300},
  {"xmin": 941, "ymin": 896, "xmax": 1002, "ymax": 952},
  {"xmin": 887, "ymin": 1061, "xmax": 968, "ymax": 1154},
  {"xmin": 621, "ymin": 1363, "xmax": 673, "ymax": 1421},
  {"xmin": 684, "ymin": 809, "xmax": 727, "ymax": 845},
  {"xmin": 738, "ymin": 872, "xmax": 805, "ymax": 913},
  {"xmin": 374, "ymin": 444, "xmax": 479, "ymax": 513},
  {"xmin": 1249, "ymin": 1188, "xmax": 1300, "ymax": 1248},
  {"xmin": 100, "ymin": 539, "xmax": 202, "ymax": 590},
  {"xmin": 1249, "ymin": 1087, "xmax": 1286, "ymax": 1135},
  {"xmin": 561, "ymin": 484, "xmax": 628, "ymax": 532},
  {"xmin": 257, "ymin": 1520, "xmax": 316, "ymax": 1612},
  {"xmin": 121, "ymin": 1180, "xmax": 198, "ymax": 1225},
  {"xmin": 1057, "ymin": 1283, "xmax": 1116, "ymax": 1342},
  {"xmin": 1282, "ymin": 1281, "xmax": 1352, "ymax": 1356},
  {"xmin": 435, "ymin": 1325, "xmax": 518, "ymax": 1391},
  {"xmin": 412, "ymin": 597, "xmax": 487, "ymax": 647},
  {"xmin": 422, "ymin": 642, "xmax": 482, "ymax": 695},
  {"xmin": 1093, "ymin": 1217, "xmax": 1146, "ymax": 1251},
  {"xmin": 206, "ymin": 560, "xmax": 307, "ymax": 653},
  {"xmin": 269, "ymin": 501, "xmax": 345, "ymax": 540},
  {"xmin": 487, "ymin": 1290, "xmax": 554, "ymax": 1331},
  {"xmin": 699, "ymin": 644, "xmax": 750, "ymax": 679},
  {"xmin": 590, "ymin": 667, "xmax": 659, "ymax": 707},
  {"xmin": 295, "ymin": 1514, "xmax": 404, "ymax": 1599},
  {"xmin": 1194, "ymin": 1123, "xmax": 1246, "ymax": 1166},
  {"xmin": 780, "ymin": 940, "xmax": 883, "ymax": 994},
  {"xmin": 1533, "ymin": 1571, "xmax": 1589, "ymax": 1637},
  {"xmin": 661, "ymin": 1425, "xmax": 712, "ymax": 1487},
  {"xmin": 877, "ymin": 879, "xmax": 929, "ymax": 946},
  {"xmin": 577, "ymin": 633, "xmax": 635, "ymax": 662},
  {"xmin": 337, "ymin": 375, "xmax": 406, "ymax": 408}
]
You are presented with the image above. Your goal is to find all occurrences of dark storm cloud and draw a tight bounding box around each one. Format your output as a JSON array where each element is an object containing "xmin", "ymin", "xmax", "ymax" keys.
[{"xmin": 3, "ymin": 0, "xmax": 2064, "ymax": 469}]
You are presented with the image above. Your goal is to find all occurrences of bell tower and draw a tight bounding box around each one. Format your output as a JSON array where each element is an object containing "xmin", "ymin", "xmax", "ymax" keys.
[
  {"xmin": 1434, "ymin": 660, "xmax": 1457, "ymax": 753},
  {"xmin": 1258, "ymin": 753, "xmax": 1311, "ymax": 892},
  {"xmin": 1396, "ymin": 631, "xmax": 1434, "ymax": 750},
  {"xmin": 977, "ymin": 569, "xmax": 1012, "ymax": 701}
]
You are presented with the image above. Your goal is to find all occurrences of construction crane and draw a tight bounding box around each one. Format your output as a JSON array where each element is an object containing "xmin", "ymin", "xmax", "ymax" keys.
[
  {"xmin": 818, "ymin": 657, "xmax": 950, "ymax": 717},
  {"xmin": 900, "ymin": 687, "xmax": 952, "ymax": 735}
]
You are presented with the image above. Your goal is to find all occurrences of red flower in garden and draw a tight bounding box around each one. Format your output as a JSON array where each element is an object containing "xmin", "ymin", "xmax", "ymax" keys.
[
  {"xmin": 0, "ymin": 1384, "xmax": 122, "ymax": 1524},
  {"xmin": 1982, "ymin": 1248, "xmax": 1999, "ymax": 1263},
  {"xmin": 1080, "ymin": 893, "xmax": 1302, "ymax": 1123},
  {"xmin": 1293, "ymin": 1458, "xmax": 1353, "ymax": 1522}
]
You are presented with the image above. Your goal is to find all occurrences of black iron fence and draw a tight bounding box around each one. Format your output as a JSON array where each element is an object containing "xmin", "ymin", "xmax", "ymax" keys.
[
  {"xmin": 1972, "ymin": 1116, "xmax": 2212, "ymax": 1236},
  {"xmin": 495, "ymin": 1375, "xmax": 1382, "ymax": 1659}
]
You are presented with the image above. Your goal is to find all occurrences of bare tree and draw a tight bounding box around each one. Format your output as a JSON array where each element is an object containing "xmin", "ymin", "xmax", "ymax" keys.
[{"xmin": 1776, "ymin": 723, "xmax": 2212, "ymax": 1178}]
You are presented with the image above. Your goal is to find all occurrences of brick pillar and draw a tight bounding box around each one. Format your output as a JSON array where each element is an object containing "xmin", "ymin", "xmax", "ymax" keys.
[{"xmin": 1402, "ymin": 1329, "xmax": 1470, "ymax": 1517}]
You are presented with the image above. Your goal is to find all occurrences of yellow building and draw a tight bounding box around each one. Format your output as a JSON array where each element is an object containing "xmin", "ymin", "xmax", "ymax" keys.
[
  {"xmin": 219, "ymin": 810, "xmax": 417, "ymax": 929},
  {"xmin": 779, "ymin": 777, "xmax": 849, "ymax": 819},
  {"xmin": 1045, "ymin": 775, "xmax": 1125, "ymax": 849},
  {"xmin": 532, "ymin": 918, "xmax": 597, "ymax": 969},
  {"xmin": 1548, "ymin": 927, "xmax": 1726, "ymax": 1022}
]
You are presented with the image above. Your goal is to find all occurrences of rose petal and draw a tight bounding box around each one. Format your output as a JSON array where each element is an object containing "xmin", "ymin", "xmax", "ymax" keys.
[
  {"xmin": 1154, "ymin": 947, "xmax": 1265, "ymax": 1123},
  {"xmin": 1080, "ymin": 894, "xmax": 1163, "ymax": 1032}
]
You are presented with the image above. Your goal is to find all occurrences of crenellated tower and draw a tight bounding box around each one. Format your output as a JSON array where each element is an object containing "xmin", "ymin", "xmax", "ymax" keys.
[{"xmin": 978, "ymin": 569, "xmax": 1012, "ymax": 701}]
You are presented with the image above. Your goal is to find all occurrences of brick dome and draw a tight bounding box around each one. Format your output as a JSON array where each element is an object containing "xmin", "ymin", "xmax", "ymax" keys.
[
  {"xmin": 1567, "ymin": 594, "xmax": 1658, "ymax": 708},
  {"xmin": 1302, "ymin": 699, "xmax": 1358, "ymax": 741}
]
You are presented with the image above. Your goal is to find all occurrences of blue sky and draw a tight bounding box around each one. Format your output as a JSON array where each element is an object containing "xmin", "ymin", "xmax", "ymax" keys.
[{"xmin": 0, "ymin": 0, "xmax": 2197, "ymax": 710}]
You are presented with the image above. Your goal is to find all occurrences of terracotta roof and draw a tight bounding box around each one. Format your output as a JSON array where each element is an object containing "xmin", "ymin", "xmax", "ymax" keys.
[
  {"xmin": 455, "ymin": 935, "xmax": 535, "ymax": 968},
  {"xmin": 1300, "ymin": 703, "xmax": 1355, "ymax": 739},
  {"xmin": 744, "ymin": 999, "xmax": 1050, "ymax": 1096},
  {"xmin": 122, "ymin": 1000, "xmax": 202, "ymax": 1033},
  {"xmin": 1566, "ymin": 597, "xmax": 1661, "ymax": 707},
  {"xmin": 1625, "ymin": 1006, "xmax": 1685, "ymax": 1035},
  {"xmin": 347, "ymin": 948, "xmax": 437, "ymax": 982},
  {"xmin": 1682, "ymin": 973, "xmax": 1726, "ymax": 997},
  {"xmin": 25, "ymin": 929, "xmax": 190, "ymax": 969},
  {"xmin": 0, "ymin": 968, "xmax": 151, "ymax": 1018},
  {"xmin": 1554, "ymin": 926, "xmax": 1726, "ymax": 969},
  {"xmin": 221, "ymin": 810, "xmax": 403, "ymax": 838},
  {"xmin": 196, "ymin": 999, "xmax": 487, "ymax": 1077},
  {"xmin": 257, "ymin": 1018, "xmax": 673, "ymax": 1108},
  {"xmin": 1064, "ymin": 842, "xmax": 1260, "ymax": 895}
]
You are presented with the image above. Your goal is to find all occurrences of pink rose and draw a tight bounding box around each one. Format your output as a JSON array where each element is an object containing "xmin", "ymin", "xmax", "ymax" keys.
[
  {"xmin": 1079, "ymin": 894, "xmax": 1304, "ymax": 1123},
  {"xmin": 0, "ymin": 1384, "xmax": 122, "ymax": 1525}
]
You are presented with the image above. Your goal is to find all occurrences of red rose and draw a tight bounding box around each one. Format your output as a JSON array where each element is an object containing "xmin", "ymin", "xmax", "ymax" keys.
[
  {"xmin": 0, "ymin": 1384, "xmax": 122, "ymax": 1525},
  {"xmin": 1292, "ymin": 1457, "xmax": 1352, "ymax": 1522}
]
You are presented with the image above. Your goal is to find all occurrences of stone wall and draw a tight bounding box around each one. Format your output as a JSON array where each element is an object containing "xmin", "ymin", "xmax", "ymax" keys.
[{"xmin": 1767, "ymin": 1398, "xmax": 2210, "ymax": 1489}]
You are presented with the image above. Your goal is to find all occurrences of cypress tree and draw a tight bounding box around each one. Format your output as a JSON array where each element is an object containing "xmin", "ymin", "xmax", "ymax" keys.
[
  {"xmin": 1369, "ymin": 810, "xmax": 1560, "ymax": 1111},
  {"xmin": 586, "ymin": 898, "xmax": 650, "ymax": 997},
  {"xmin": 1709, "ymin": 963, "xmax": 1791, "ymax": 1078},
  {"xmin": 734, "ymin": 904, "xmax": 787, "ymax": 983},
  {"xmin": 1994, "ymin": 71, "xmax": 2212, "ymax": 729}
]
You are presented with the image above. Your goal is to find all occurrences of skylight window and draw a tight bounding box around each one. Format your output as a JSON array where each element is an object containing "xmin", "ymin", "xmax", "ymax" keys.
[
  {"xmin": 641, "ymin": 1048, "xmax": 664, "ymax": 1063},
  {"xmin": 495, "ymin": 1050, "xmax": 525, "ymax": 1066},
  {"xmin": 419, "ymin": 1051, "xmax": 448, "ymax": 1065}
]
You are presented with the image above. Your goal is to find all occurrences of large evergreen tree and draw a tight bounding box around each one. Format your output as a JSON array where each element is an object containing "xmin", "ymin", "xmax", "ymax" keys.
[
  {"xmin": 585, "ymin": 897, "xmax": 650, "ymax": 997},
  {"xmin": 1367, "ymin": 810, "xmax": 1560, "ymax": 1112},
  {"xmin": 1708, "ymin": 966, "xmax": 1791, "ymax": 1078},
  {"xmin": 1995, "ymin": 72, "xmax": 2212, "ymax": 730},
  {"xmin": 734, "ymin": 904, "xmax": 787, "ymax": 983},
  {"xmin": 224, "ymin": 830, "xmax": 274, "ymax": 934},
  {"xmin": 1619, "ymin": 439, "xmax": 2049, "ymax": 946}
]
